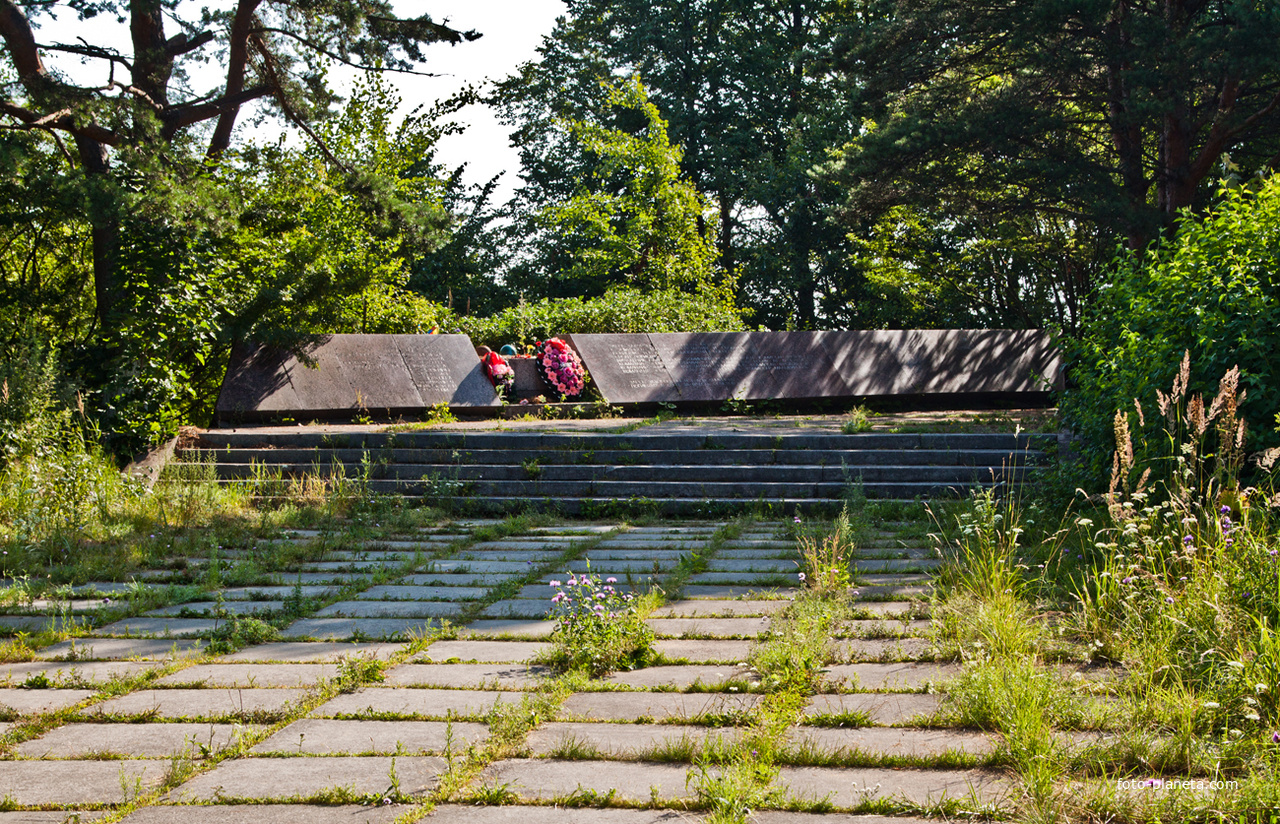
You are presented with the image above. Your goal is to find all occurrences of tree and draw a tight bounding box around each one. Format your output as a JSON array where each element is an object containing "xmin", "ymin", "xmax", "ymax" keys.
[
  {"xmin": 824, "ymin": 0, "xmax": 1280, "ymax": 263},
  {"xmin": 520, "ymin": 77, "xmax": 722, "ymax": 298},
  {"xmin": 0, "ymin": 0, "xmax": 477, "ymax": 333},
  {"xmin": 494, "ymin": 0, "xmax": 861, "ymax": 329}
]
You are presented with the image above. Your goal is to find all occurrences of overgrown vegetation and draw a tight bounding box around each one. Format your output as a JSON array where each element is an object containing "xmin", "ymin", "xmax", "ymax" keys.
[{"xmin": 927, "ymin": 357, "xmax": 1280, "ymax": 822}]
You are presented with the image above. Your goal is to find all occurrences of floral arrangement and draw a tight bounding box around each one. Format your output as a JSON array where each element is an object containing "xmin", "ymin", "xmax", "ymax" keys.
[
  {"xmin": 482, "ymin": 351, "xmax": 514, "ymax": 398},
  {"xmin": 536, "ymin": 337, "xmax": 586, "ymax": 398}
]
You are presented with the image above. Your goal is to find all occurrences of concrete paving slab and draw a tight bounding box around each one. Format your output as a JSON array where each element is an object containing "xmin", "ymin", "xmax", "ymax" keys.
[
  {"xmin": 382, "ymin": 663, "xmax": 548, "ymax": 689},
  {"xmin": 38, "ymin": 638, "xmax": 204, "ymax": 661},
  {"xmin": 750, "ymin": 813, "xmax": 942, "ymax": 824},
  {"xmin": 604, "ymin": 665, "xmax": 745, "ymax": 690},
  {"xmin": 147, "ymin": 601, "xmax": 284, "ymax": 616},
  {"xmin": 0, "ymin": 688, "xmax": 95, "ymax": 714},
  {"xmin": 778, "ymin": 765, "xmax": 1009, "ymax": 807},
  {"xmin": 528, "ymin": 722, "xmax": 741, "ymax": 757},
  {"xmin": 838, "ymin": 620, "xmax": 931, "ymax": 639},
  {"xmin": 680, "ymin": 586, "xmax": 796, "ymax": 599},
  {"xmin": 285, "ymin": 617, "xmax": 445, "ymax": 640},
  {"xmin": 88, "ymin": 688, "xmax": 306, "ymax": 720},
  {"xmin": 354, "ymin": 585, "xmax": 489, "ymax": 601},
  {"xmin": 687, "ymin": 572, "xmax": 795, "ymax": 584},
  {"xmin": 419, "ymin": 640, "xmax": 549, "ymax": 662},
  {"xmin": 403, "ymin": 573, "xmax": 518, "ymax": 587},
  {"xmin": 654, "ymin": 639, "xmax": 753, "ymax": 663},
  {"xmin": 315, "ymin": 688, "xmax": 521, "ymax": 719},
  {"xmin": 218, "ymin": 586, "xmax": 337, "ymax": 599},
  {"xmin": 835, "ymin": 637, "xmax": 933, "ymax": 662},
  {"xmin": 479, "ymin": 758, "xmax": 692, "ymax": 803},
  {"xmin": 426, "ymin": 806, "xmax": 688, "ymax": 824},
  {"xmin": 480, "ymin": 600, "xmax": 552, "ymax": 619},
  {"xmin": 18, "ymin": 722, "xmax": 254, "ymax": 758},
  {"xmin": 462, "ymin": 619, "xmax": 556, "ymax": 639},
  {"xmin": 157, "ymin": 663, "xmax": 338, "ymax": 687},
  {"xmin": 96, "ymin": 617, "xmax": 217, "ymax": 637},
  {"xmin": 251, "ymin": 718, "xmax": 488, "ymax": 754},
  {"xmin": 0, "ymin": 760, "xmax": 165, "ymax": 804},
  {"xmin": 646, "ymin": 617, "xmax": 771, "ymax": 637},
  {"xmin": 822, "ymin": 662, "xmax": 960, "ymax": 691},
  {"xmin": 802, "ymin": 693, "xmax": 943, "ymax": 726},
  {"xmin": 221, "ymin": 642, "xmax": 402, "ymax": 663},
  {"xmin": 168, "ymin": 756, "xmax": 446, "ymax": 802},
  {"xmin": 582, "ymin": 549, "xmax": 687, "ymax": 560},
  {"xmin": 423, "ymin": 561, "xmax": 532, "ymax": 573},
  {"xmin": 315, "ymin": 601, "xmax": 470, "ymax": 619},
  {"xmin": 0, "ymin": 615, "xmax": 71, "ymax": 632},
  {"xmin": 784, "ymin": 726, "xmax": 996, "ymax": 758},
  {"xmin": 558, "ymin": 691, "xmax": 760, "ymax": 723},
  {"xmin": 563, "ymin": 561, "xmax": 670, "ymax": 574},
  {"xmin": 0, "ymin": 813, "xmax": 106, "ymax": 823},
  {"xmin": 651, "ymin": 600, "xmax": 790, "ymax": 617},
  {"xmin": 118, "ymin": 805, "xmax": 403, "ymax": 824},
  {"xmin": 704, "ymin": 559, "xmax": 797, "ymax": 572},
  {"xmin": 848, "ymin": 601, "xmax": 921, "ymax": 617},
  {"xmin": 1, "ymin": 660, "xmax": 157, "ymax": 685}
]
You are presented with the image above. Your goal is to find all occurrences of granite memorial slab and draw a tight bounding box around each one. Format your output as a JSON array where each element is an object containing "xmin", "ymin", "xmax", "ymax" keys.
[
  {"xmin": 216, "ymin": 334, "xmax": 499, "ymax": 420},
  {"xmin": 564, "ymin": 333, "xmax": 679, "ymax": 403},
  {"xmin": 569, "ymin": 329, "xmax": 1060, "ymax": 405}
]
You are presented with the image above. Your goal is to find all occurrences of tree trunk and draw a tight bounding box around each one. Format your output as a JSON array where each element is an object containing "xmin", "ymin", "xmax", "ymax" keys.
[{"xmin": 74, "ymin": 135, "xmax": 120, "ymax": 331}]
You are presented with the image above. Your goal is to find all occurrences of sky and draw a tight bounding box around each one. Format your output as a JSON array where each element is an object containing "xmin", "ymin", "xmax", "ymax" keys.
[
  {"xmin": 382, "ymin": 0, "xmax": 566, "ymax": 197},
  {"xmin": 29, "ymin": 1, "xmax": 566, "ymax": 200}
]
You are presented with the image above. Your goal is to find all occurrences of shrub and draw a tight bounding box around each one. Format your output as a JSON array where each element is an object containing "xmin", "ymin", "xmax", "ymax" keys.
[
  {"xmin": 544, "ymin": 567, "xmax": 654, "ymax": 677},
  {"xmin": 1062, "ymin": 175, "xmax": 1280, "ymax": 489},
  {"xmin": 458, "ymin": 285, "xmax": 745, "ymax": 349}
]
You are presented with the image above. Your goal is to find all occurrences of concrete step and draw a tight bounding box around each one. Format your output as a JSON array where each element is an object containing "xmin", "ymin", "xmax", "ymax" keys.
[
  {"xmin": 206, "ymin": 462, "xmax": 1027, "ymax": 485},
  {"xmin": 181, "ymin": 446, "xmax": 1044, "ymax": 468},
  {"xmin": 193, "ymin": 429, "xmax": 1054, "ymax": 452}
]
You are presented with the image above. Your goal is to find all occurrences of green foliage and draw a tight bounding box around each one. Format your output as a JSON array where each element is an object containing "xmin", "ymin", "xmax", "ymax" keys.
[
  {"xmin": 495, "ymin": 1, "xmax": 857, "ymax": 328},
  {"xmin": 460, "ymin": 284, "xmax": 745, "ymax": 349},
  {"xmin": 825, "ymin": 0, "xmax": 1280, "ymax": 330},
  {"xmin": 544, "ymin": 568, "xmax": 655, "ymax": 677},
  {"xmin": 1062, "ymin": 177, "xmax": 1280, "ymax": 487},
  {"xmin": 796, "ymin": 509, "xmax": 854, "ymax": 595},
  {"xmin": 207, "ymin": 615, "xmax": 281, "ymax": 655},
  {"xmin": 536, "ymin": 77, "xmax": 721, "ymax": 293}
]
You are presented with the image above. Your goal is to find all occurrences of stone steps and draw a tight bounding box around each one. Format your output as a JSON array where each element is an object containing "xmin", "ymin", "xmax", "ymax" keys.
[{"xmin": 178, "ymin": 426, "xmax": 1050, "ymax": 511}]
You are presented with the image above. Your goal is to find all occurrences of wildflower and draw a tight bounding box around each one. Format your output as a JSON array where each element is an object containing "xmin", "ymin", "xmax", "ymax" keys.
[
  {"xmin": 1165, "ymin": 596, "xmax": 1175, "ymax": 604},
  {"xmin": 1121, "ymin": 576, "xmax": 1134, "ymax": 584},
  {"xmin": 606, "ymin": 577, "xmax": 617, "ymax": 583},
  {"xmin": 1270, "ymin": 549, "xmax": 1278, "ymax": 557},
  {"xmin": 797, "ymin": 572, "xmax": 806, "ymax": 582},
  {"xmin": 850, "ymin": 589, "xmax": 860, "ymax": 597},
  {"xmin": 1225, "ymin": 538, "xmax": 1234, "ymax": 546},
  {"xmin": 549, "ymin": 581, "xmax": 561, "ymax": 588},
  {"xmin": 568, "ymin": 578, "xmax": 578, "ymax": 586},
  {"xmin": 1273, "ymin": 731, "xmax": 1280, "ymax": 743},
  {"xmin": 1183, "ymin": 535, "xmax": 1194, "ymax": 544},
  {"xmin": 793, "ymin": 516, "xmax": 801, "ymax": 524}
]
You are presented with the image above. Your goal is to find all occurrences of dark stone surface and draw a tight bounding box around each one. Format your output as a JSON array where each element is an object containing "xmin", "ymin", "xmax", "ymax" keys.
[
  {"xmin": 564, "ymin": 334, "xmax": 679, "ymax": 403},
  {"xmin": 570, "ymin": 330, "xmax": 1060, "ymax": 405},
  {"xmin": 216, "ymin": 335, "xmax": 498, "ymax": 420},
  {"xmin": 509, "ymin": 357, "xmax": 554, "ymax": 402}
]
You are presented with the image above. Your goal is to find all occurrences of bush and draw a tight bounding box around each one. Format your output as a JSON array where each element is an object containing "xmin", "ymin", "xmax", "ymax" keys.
[
  {"xmin": 458, "ymin": 284, "xmax": 746, "ymax": 349},
  {"xmin": 1062, "ymin": 176, "xmax": 1280, "ymax": 488},
  {"xmin": 544, "ymin": 568, "xmax": 655, "ymax": 676}
]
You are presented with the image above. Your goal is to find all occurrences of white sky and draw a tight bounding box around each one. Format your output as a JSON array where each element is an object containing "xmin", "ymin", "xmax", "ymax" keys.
[{"xmin": 27, "ymin": 1, "xmax": 566, "ymax": 200}]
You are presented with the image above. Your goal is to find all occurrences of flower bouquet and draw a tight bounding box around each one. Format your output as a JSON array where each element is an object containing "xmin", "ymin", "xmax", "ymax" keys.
[
  {"xmin": 536, "ymin": 337, "xmax": 586, "ymax": 399},
  {"xmin": 482, "ymin": 351, "xmax": 515, "ymax": 399}
]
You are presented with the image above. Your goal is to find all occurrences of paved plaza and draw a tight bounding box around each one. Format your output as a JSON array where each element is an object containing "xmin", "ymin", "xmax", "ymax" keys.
[{"xmin": 0, "ymin": 517, "xmax": 1003, "ymax": 822}]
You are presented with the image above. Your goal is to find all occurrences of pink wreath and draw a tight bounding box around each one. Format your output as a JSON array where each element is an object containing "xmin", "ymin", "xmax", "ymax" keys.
[{"xmin": 537, "ymin": 338, "xmax": 586, "ymax": 398}]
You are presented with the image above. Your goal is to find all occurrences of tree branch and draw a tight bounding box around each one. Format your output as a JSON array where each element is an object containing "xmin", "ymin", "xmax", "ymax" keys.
[
  {"xmin": 164, "ymin": 84, "xmax": 272, "ymax": 132},
  {"xmin": 251, "ymin": 26, "xmax": 445, "ymax": 76},
  {"xmin": 206, "ymin": 0, "xmax": 263, "ymax": 157}
]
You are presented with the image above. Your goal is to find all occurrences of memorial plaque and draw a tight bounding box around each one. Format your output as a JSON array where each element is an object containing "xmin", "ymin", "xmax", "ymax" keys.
[
  {"xmin": 564, "ymin": 334, "xmax": 678, "ymax": 404},
  {"xmin": 750, "ymin": 331, "xmax": 855, "ymax": 400},
  {"xmin": 395, "ymin": 335, "xmax": 500, "ymax": 406},
  {"xmin": 216, "ymin": 334, "xmax": 499, "ymax": 421},
  {"xmin": 648, "ymin": 332, "xmax": 765, "ymax": 402},
  {"xmin": 215, "ymin": 342, "xmax": 302, "ymax": 415}
]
